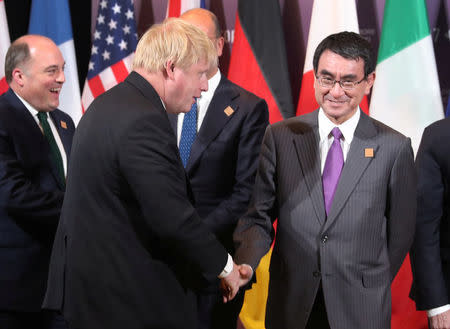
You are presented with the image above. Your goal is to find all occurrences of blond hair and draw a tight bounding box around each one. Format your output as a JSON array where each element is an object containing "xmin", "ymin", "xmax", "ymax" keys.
[{"xmin": 133, "ymin": 18, "xmax": 217, "ymax": 73}]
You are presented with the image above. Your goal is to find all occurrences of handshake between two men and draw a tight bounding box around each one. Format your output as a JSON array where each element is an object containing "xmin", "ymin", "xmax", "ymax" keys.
[{"xmin": 220, "ymin": 263, "xmax": 254, "ymax": 303}]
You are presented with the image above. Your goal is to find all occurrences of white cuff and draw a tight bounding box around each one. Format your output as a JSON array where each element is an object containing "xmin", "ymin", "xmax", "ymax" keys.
[
  {"xmin": 218, "ymin": 254, "xmax": 233, "ymax": 278},
  {"xmin": 428, "ymin": 304, "xmax": 450, "ymax": 317}
]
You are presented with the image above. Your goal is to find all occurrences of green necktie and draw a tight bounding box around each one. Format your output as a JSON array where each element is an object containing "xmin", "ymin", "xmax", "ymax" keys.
[{"xmin": 37, "ymin": 112, "xmax": 65, "ymax": 187}]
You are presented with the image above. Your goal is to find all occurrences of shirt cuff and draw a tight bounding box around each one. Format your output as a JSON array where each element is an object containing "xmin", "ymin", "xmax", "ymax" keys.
[
  {"xmin": 428, "ymin": 304, "xmax": 450, "ymax": 317},
  {"xmin": 218, "ymin": 254, "xmax": 233, "ymax": 278}
]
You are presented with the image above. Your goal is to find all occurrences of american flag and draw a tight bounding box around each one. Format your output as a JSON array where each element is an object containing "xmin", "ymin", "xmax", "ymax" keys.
[{"xmin": 81, "ymin": 0, "xmax": 138, "ymax": 111}]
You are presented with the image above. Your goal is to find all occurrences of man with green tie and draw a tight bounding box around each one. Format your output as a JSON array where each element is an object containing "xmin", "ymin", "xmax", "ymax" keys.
[{"xmin": 0, "ymin": 35, "xmax": 75, "ymax": 329}]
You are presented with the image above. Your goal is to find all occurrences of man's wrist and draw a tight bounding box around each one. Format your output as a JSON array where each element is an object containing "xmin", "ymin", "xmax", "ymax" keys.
[
  {"xmin": 428, "ymin": 304, "xmax": 450, "ymax": 317},
  {"xmin": 218, "ymin": 254, "xmax": 233, "ymax": 278}
]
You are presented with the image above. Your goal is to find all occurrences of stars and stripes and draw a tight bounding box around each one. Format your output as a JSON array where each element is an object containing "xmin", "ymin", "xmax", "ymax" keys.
[{"xmin": 81, "ymin": 0, "xmax": 138, "ymax": 112}]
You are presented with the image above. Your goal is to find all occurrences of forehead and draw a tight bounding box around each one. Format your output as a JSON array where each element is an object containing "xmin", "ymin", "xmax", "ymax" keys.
[
  {"xmin": 317, "ymin": 50, "xmax": 364, "ymax": 76},
  {"xmin": 28, "ymin": 42, "xmax": 64, "ymax": 68}
]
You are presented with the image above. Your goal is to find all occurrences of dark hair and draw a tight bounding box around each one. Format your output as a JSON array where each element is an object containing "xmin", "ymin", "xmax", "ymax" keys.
[
  {"xmin": 4, "ymin": 42, "xmax": 31, "ymax": 83},
  {"xmin": 313, "ymin": 31, "xmax": 375, "ymax": 78}
]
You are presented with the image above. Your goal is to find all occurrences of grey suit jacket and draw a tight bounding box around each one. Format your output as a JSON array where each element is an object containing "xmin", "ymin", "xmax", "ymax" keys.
[{"xmin": 234, "ymin": 110, "xmax": 416, "ymax": 329}]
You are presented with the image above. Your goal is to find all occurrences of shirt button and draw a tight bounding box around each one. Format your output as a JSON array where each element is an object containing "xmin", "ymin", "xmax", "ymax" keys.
[{"xmin": 321, "ymin": 235, "xmax": 329, "ymax": 243}]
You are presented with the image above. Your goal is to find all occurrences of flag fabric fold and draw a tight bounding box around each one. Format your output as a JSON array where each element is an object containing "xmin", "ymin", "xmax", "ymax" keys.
[
  {"xmin": 228, "ymin": 0, "xmax": 293, "ymax": 124},
  {"xmin": 166, "ymin": 0, "xmax": 205, "ymax": 17},
  {"xmin": 228, "ymin": 1, "xmax": 292, "ymax": 328},
  {"xmin": 370, "ymin": 0, "xmax": 443, "ymax": 155},
  {"xmin": 0, "ymin": 0, "xmax": 10, "ymax": 95},
  {"xmin": 81, "ymin": 0, "xmax": 138, "ymax": 113},
  {"xmin": 296, "ymin": 0, "xmax": 368, "ymax": 116},
  {"xmin": 29, "ymin": 0, "xmax": 82, "ymax": 124},
  {"xmin": 370, "ymin": 1, "xmax": 443, "ymax": 328}
]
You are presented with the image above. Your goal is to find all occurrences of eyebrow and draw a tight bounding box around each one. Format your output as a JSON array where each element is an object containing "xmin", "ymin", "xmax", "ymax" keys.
[
  {"xmin": 319, "ymin": 69, "xmax": 358, "ymax": 80},
  {"xmin": 44, "ymin": 63, "xmax": 65, "ymax": 71}
]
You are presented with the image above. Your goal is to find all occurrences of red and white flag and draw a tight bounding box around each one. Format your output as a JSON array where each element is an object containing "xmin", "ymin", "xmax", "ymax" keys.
[
  {"xmin": 166, "ymin": 0, "xmax": 205, "ymax": 18},
  {"xmin": 296, "ymin": 0, "xmax": 368, "ymax": 116},
  {"xmin": 0, "ymin": 0, "xmax": 11, "ymax": 95},
  {"xmin": 81, "ymin": 0, "xmax": 138, "ymax": 112}
]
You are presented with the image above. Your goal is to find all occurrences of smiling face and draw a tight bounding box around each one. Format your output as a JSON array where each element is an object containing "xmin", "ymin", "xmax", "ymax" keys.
[
  {"xmin": 13, "ymin": 37, "xmax": 65, "ymax": 112},
  {"xmin": 314, "ymin": 50, "xmax": 374, "ymax": 124}
]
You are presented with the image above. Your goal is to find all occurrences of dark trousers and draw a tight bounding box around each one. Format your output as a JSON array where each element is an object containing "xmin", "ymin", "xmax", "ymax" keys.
[
  {"xmin": 305, "ymin": 284, "xmax": 331, "ymax": 329},
  {"xmin": 197, "ymin": 289, "xmax": 246, "ymax": 329},
  {"xmin": 0, "ymin": 310, "xmax": 68, "ymax": 329}
]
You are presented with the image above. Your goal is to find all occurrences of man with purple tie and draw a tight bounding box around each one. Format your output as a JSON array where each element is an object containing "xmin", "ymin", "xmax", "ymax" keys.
[{"xmin": 232, "ymin": 32, "xmax": 416, "ymax": 329}]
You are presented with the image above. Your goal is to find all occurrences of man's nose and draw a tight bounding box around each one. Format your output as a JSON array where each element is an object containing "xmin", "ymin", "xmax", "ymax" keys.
[{"xmin": 329, "ymin": 81, "xmax": 345, "ymax": 97}]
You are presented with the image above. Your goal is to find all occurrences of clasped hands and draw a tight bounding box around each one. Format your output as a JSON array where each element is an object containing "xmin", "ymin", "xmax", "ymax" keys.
[{"xmin": 220, "ymin": 262, "xmax": 253, "ymax": 303}]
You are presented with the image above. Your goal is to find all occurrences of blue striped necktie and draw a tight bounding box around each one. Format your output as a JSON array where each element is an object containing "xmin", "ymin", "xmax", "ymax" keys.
[{"xmin": 179, "ymin": 102, "xmax": 197, "ymax": 168}]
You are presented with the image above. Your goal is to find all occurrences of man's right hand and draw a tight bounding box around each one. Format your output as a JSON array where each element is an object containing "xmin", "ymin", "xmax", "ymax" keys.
[
  {"xmin": 220, "ymin": 263, "xmax": 253, "ymax": 303},
  {"xmin": 429, "ymin": 309, "xmax": 450, "ymax": 329}
]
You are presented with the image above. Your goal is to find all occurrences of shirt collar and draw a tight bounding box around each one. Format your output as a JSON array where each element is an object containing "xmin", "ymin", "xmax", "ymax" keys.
[
  {"xmin": 13, "ymin": 91, "xmax": 41, "ymax": 118},
  {"xmin": 318, "ymin": 107, "xmax": 360, "ymax": 144},
  {"xmin": 201, "ymin": 69, "xmax": 221, "ymax": 100}
]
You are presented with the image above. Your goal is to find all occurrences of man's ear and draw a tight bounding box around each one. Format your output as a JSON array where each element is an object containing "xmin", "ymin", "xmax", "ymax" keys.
[
  {"xmin": 164, "ymin": 60, "xmax": 175, "ymax": 80},
  {"xmin": 216, "ymin": 36, "xmax": 224, "ymax": 57},
  {"xmin": 12, "ymin": 68, "xmax": 26, "ymax": 87},
  {"xmin": 365, "ymin": 72, "xmax": 376, "ymax": 95}
]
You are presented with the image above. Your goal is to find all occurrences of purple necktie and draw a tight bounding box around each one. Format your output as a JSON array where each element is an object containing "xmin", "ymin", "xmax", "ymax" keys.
[{"xmin": 322, "ymin": 127, "xmax": 344, "ymax": 215}]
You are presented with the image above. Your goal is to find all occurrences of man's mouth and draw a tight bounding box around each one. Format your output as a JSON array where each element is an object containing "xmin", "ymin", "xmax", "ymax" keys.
[{"xmin": 50, "ymin": 88, "xmax": 61, "ymax": 94}]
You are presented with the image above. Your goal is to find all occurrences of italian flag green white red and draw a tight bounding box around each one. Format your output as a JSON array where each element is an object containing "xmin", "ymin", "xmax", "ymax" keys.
[
  {"xmin": 296, "ymin": 0, "xmax": 369, "ymax": 115},
  {"xmin": 370, "ymin": 0, "xmax": 443, "ymax": 155}
]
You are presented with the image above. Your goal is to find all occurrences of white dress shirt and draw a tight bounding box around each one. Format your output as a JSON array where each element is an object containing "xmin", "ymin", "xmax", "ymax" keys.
[
  {"xmin": 318, "ymin": 107, "xmax": 360, "ymax": 173},
  {"xmin": 14, "ymin": 92, "xmax": 68, "ymax": 175},
  {"xmin": 176, "ymin": 70, "xmax": 222, "ymax": 145}
]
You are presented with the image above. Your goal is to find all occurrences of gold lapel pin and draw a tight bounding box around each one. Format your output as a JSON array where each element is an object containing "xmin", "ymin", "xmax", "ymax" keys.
[
  {"xmin": 224, "ymin": 106, "xmax": 234, "ymax": 117},
  {"xmin": 60, "ymin": 121, "xmax": 67, "ymax": 129},
  {"xmin": 364, "ymin": 148, "xmax": 374, "ymax": 158}
]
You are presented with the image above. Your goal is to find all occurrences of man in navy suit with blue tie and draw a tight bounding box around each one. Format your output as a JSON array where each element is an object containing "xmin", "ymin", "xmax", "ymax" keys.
[
  {"xmin": 169, "ymin": 9, "xmax": 269, "ymax": 329},
  {"xmin": 0, "ymin": 35, "xmax": 75, "ymax": 329}
]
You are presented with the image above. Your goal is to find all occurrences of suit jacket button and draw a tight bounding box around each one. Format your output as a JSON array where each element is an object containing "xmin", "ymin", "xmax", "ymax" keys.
[
  {"xmin": 321, "ymin": 235, "xmax": 328, "ymax": 243},
  {"xmin": 313, "ymin": 271, "xmax": 321, "ymax": 277}
]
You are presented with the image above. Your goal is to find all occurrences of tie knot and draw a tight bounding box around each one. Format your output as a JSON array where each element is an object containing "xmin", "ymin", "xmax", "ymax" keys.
[
  {"xmin": 37, "ymin": 112, "xmax": 48, "ymax": 122},
  {"xmin": 331, "ymin": 127, "xmax": 342, "ymax": 140}
]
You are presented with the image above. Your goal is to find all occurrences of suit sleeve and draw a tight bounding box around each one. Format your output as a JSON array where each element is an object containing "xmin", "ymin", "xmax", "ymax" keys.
[
  {"xmin": 387, "ymin": 137, "xmax": 416, "ymax": 279},
  {"xmin": 233, "ymin": 125, "xmax": 278, "ymax": 270},
  {"xmin": 118, "ymin": 112, "xmax": 228, "ymax": 280},
  {"xmin": 410, "ymin": 127, "xmax": 448, "ymax": 310},
  {"xmin": 0, "ymin": 125, "xmax": 64, "ymax": 225},
  {"xmin": 202, "ymin": 99, "xmax": 269, "ymax": 238}
]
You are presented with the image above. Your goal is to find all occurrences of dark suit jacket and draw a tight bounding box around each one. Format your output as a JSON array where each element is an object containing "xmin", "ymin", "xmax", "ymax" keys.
[
  {"xmin": 234, "ymin": 110, "xmax": 416, "ymax": 329},
  {"xmin": 411, "ymin": 117, "xmax": 450, "ymax": 310},
  {"xmin": 0, "ymin": 89, "xmax": 74, "ymax": 312},
  {"xmin": 168, "ymin": 75, "xmax": 269, "ymax": 255},
  {"xmin": 43, "ymin": 72, "xmax": 229, "ymax": 329}
]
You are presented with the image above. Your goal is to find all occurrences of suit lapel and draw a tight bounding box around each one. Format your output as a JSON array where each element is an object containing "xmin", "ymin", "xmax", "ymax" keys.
[
  {"xmin": 186, "ymin": 76, "xmax": 238, "ymax": 172},
  {"xmin": 293, "ymin": 112, "xmax": 326, "ymax": 225},
  {"xmin": 6, "ymin": 90, "xmax": 65, "ymax": 189},
  {"xmin": 50, "ymin": 112, "xmax": 72, "ymax": 161},
  {"xmin": 167, "ymin": 112, "xmax": 177, "ymax": 136},
  {"xmin": 324, "ymin": 112, "xmax": 378, "ymax": 228}
]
